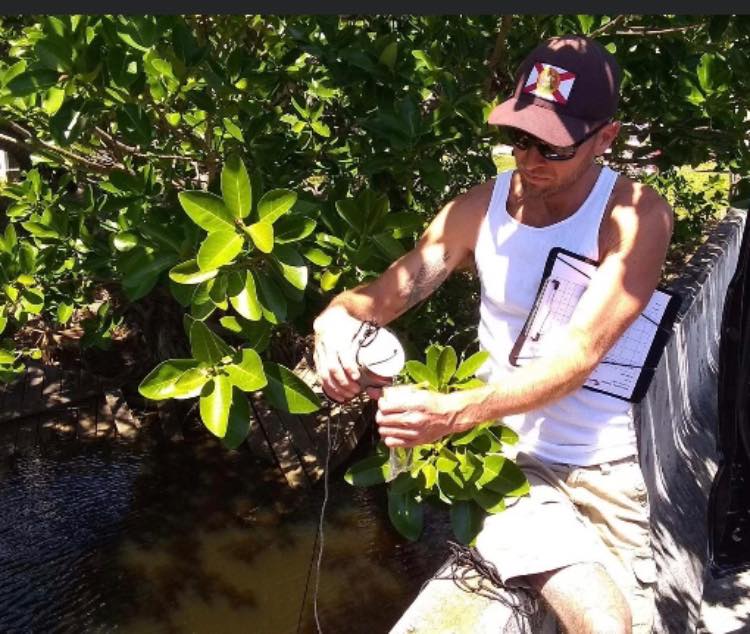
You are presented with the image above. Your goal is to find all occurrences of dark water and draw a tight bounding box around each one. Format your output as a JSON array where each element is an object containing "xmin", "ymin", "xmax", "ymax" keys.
[{"xmin": 0, "ymin": 434, "xmax": 452, "ymax": 633}]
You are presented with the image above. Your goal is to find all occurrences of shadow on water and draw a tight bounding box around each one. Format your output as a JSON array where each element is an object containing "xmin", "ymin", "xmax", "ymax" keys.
[{"xmin": 0, "ymin": 430, "xmax": 452, "ymax": 634}]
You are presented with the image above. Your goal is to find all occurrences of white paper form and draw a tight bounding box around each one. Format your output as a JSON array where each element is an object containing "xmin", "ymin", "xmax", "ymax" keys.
[{"xmin": 513, "ymin": 250, "xmax": 675, "ymax": 401}]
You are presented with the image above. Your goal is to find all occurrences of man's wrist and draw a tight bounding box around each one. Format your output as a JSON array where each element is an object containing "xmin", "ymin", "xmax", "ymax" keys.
[
  {"xmin": 313, "ymin": 304, "xmax": 354, "ymax": 334},
  {"xmin": 449, "ymin": 383, "xmax": 501, "ymax": 432}
]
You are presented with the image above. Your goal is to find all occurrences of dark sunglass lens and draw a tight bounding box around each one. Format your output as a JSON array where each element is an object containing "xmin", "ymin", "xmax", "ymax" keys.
[{"xmin": 541, "ymin": 145, "xmax": 576, "ymax": 161}]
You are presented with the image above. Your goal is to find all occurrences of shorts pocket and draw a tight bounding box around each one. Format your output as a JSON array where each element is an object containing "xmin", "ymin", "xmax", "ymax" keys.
[{"xmin": 632, "ymin": 553, "xmax": 658, "ymax": 586}]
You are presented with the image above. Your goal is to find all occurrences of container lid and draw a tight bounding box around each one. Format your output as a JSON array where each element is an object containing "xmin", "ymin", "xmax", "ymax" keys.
[{"xmin": 356, "ymin": 327, "xmax": 405, "ymax": 379}]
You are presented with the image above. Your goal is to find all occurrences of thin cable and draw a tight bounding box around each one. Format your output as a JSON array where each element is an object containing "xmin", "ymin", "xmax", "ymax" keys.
[
  {"xmin": 312, "ymin": 409, "xmax": 332, "ymax": 633},
  {"xmin": 300, "ymin": 320, "xmax": 391, "ymax": 633},
  {"xmin": 426, "ymin": 541, "xmax": 538, "ymax": 618}
]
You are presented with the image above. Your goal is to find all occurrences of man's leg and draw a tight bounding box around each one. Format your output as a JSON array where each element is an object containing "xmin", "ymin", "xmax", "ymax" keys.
[{"xmin": 527, "ymin": 562, "xmax": 632, "ymax": 634}]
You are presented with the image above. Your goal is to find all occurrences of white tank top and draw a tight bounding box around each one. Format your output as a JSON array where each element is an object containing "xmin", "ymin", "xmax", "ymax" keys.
[{"xmin": 474, "ymin": 167, "xmax": 636, "ymax": 466}]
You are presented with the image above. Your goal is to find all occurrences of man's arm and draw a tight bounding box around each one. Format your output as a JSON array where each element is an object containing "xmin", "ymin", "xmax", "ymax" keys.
[
  {"xmin": 374, "ymin": 185, "xmax": 674, "ymax": 446},
  {"xmin": 313, "ymin": 182, "xmax": 491, "ymax": 402}
]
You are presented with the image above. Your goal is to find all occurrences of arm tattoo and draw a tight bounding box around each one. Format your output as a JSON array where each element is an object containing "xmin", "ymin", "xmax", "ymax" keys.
[{"xmin": 402, "ymin": 250, "xmax": 451, "ymax": 312}]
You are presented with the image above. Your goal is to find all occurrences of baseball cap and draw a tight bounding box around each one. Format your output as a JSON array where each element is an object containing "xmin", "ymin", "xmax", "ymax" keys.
[{"xmin": 488, "ymin": 35, "xmax": 621, "ymax": 147}]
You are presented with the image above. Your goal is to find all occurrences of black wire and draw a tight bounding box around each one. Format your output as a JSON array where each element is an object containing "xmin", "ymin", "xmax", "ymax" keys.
[
  {"xmin": 426, "ymin": 541, "xmax": 539, "ymax": 618},
  {"xmin": 313, "ymin": 407, "xmax": 333, "ymax": 634},
  {"xmin": 296, "ymin": 401, "xmax": 338, "ymax": 634},
  {"xmin": 297, "ymin": 320, "xmax": 380, "ymax": 634}
]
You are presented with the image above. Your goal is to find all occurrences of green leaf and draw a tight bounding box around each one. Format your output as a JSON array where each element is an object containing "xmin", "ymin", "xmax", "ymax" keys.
[
  {"xmin": 190, "ymin": 320, "xmax": 233, "ymax": 364},
  {"xmin": 477, "ymin": 455, "xmax": 529, "ymax": 497},
  {"xmin": 21, "ymin": 288, "xmax": 44, "ymax": 314},
  {"xmin": 247, "ymin": 221, "xmax": 274, "ymax": 253},
  {"xmin": 227, "ymin": 270, "xmax": 262, "ymax": 321},
  {"xmin": 117, "ymin": 103, "xmax": 153, "ymax": 146},
  {"xmin": 172, "ymin": 367, "xmax": 210, "ymax": 399},
  {"xmin": 273, "ymin": 244, "xmax": 308, "ymax": 290},
  {"xmin": 576, "ymin": 15, "xmax": 595, "ymax": 34},
  {"xmin": 139, "ymin": 359, "xmax": 201, "ymax": 400},
  {"xmin": 199, "ymin": 375, "xmax": 233, "ymax": 437},
  {"xmin": 454, "ymin": 350, "xmax": 490, "ymax": 382},
  {"xmin": 302, "ymin": 247, "xmax": 332, "ymax": 266},
  {"xmin": 310, "ymin": 121, "xmax": 331, "ymax": 137},
  {"xmin": 495, "ymin": 425, "xmax": 519, "ymax": 445},
  {"xmin": 120, "ymin": 250, "xmax": 177, "ymax": 301},
  {"xmin": 450, "ymin": 425, "xmax": 483, "ymax": 446},
  {"xmin": 219, "ymin": 316, "xmax": 270, "ymax": 351},
  {"xmin": 344, "ymin": 453, "xmax": 391, "ymax": 487},
  {"xmin": 178, "ymin": 191, "xmax": 236, "ymax": 233},
  {"xmin": 6, "ymin": 69, "xmax": 59, "ymax": 96},
  {"xmin": 197, "ymin": 230, "xmax": 244, "ymax": 271},
  {"xmin": 437, "ymin": 346, "xmax": 457, "ymax": 386},
  {"xmin": 696, "ymin": 53, "xmax": 729, "ymax": 94},
  {"xmin": 263, "ymin": 361, "xmax": 321, "ymax": 414},
  {"xmin": 35, "ymin": 34, "xmax": 74, "ymax": 72},
  {"xmin": 258, "ymin": 189, "xmax": 297, "ymax": 224},
  {"xmin": 221, "ymin": 154, "xmax": 252, "ymax": 218},
  {"xmin": 450, "ymin": 501, "xmax": 484, "ymax": 545},
  {"xmin": 320, "ymin": 268, "xmax": 342, "ymax": 292},
  {"xmin": 390, "ymin": 471, "xmax": 420, "ymax": 494},
  {"xmin": 388, "ymin": 489, "xmax": 423, "ymax": 541},
  {"xmin": 18, "ymin": 242, "xmax": 38, "ymax": 273},
  {"xmin": 275, "ymin": 216, "xmax": 317, "ymax": 243},
  {"xmin": 1, "ymin": 60, "xmax": 27, "ymax": 88},
  {"xmin": 404, "ymin": 360, "xmax": 438, "ymax": 388},
  {"xmin": 438, "ymin": 469, "xmax": 472, "ymax": 501},
  {"xmin": 56, "ymin": 302, "xmax": 74, "ymax": 324},
  {"xmin": 372, "ymin": 233, "xmax": 405, "ymax": 260},
  {"xmin": 379, "ymin": 41, "xmax": 398, "ymax": 71},
  {"xmin": 0, "ymin": 349, "xmax": 16, "ymax": 364},
  {"xmin": 256, "ymin": 273, "xmax": 287, "ymax": 323},
  {"xmin": 223, "ymin": 117, "xmax": 245, "ymax": 142},
  {"xmin": 49, "ymin": 98, "xmax": 88, "ymax": 145},
  {"xmin": 421, "ymin": 462, "xmax": 438, "ymax": 489},
  {"xmin": 169, "ymin": 259, "xmax": 219, "ymax": 285},
  {"xmin": 335, "ymin": 198, "xmax": 364, "ymax": 233},
  {"xmin": 112, "ymin": 231, "xmax": 139, "ymax": 252},
  {"xmin": 226, "ymin": 348, "xmax": 267, "ymax": 392},
  {"xmin": 209, "ymin": 274, "xmax": 228, "ymax": 306},
  {"xmin": 436, "ymin": 447, "xmax": 460, "ymax": 473},
  {"xmin": 42, "ymin": 86, "xmax": 65, "ymax": 115},
  {"xmin": 451, "ymin": 378, "xmax": 486, "ymax": 390},
  {"xmin": 425, "ymin": 344, "xmax": 441, "ymax": 374},
  {"xmin": 222, "ymin": 388, "xmax": 252, "ymax": 449},
  {"xmin": 22, "ymin": 221, "xmax": 59, "ymax": 239}
]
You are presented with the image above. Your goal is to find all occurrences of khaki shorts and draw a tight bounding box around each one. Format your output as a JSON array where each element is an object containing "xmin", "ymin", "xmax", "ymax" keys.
[{"xmin": 475, "ymin": 451, "xmax": 657, "ymax": 633}]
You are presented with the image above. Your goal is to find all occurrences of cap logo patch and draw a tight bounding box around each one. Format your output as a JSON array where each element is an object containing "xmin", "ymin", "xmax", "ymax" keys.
[{"xmin": 523, "ymin": 62, "xmax": 576, "ymax": 105}]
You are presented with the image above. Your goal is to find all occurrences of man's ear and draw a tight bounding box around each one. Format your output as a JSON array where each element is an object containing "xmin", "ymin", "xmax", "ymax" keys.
[{"xmin": 595, "ymin": 120, "xmax": 621, "ymax": 155}]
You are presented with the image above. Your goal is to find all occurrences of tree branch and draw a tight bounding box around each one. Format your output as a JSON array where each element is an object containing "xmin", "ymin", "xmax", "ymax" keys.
[
  {"xmin": 590, "ymin": 15, "xmax": 627, "ymax": 38},
  {"xmin": 615, "ymin": 24, "xmax": 702, "ymax": 36},
  {"xmin": 484, "ymin": 15, "xmax": 514, "ymax": 99},
  {"xmin": 1, "ymin": 121, "xmax": 119, "ymax": 173}
]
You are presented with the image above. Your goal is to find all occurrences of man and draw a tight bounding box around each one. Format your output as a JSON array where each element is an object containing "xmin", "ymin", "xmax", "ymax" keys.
[{"xmin": 313, "ymin": 35, "xmax": 672, "ymax": 633}]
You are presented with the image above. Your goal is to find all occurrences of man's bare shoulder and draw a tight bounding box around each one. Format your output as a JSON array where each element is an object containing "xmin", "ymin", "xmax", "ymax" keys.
[
  {"xmin": 601, "ymin": 173, "xmax": 674, "ymax": 256},
  {"xmin": 425, "ymin": 178, "xmax": 495, "ymax": 249},
  {"xmin": 447, "ymin": 178, "xmax": 496, "ymax": 218}
]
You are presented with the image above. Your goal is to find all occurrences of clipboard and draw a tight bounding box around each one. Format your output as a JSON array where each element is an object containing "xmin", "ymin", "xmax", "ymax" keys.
[{"xmin": 509, "ymin": 247, "xmax": 681, "ymax": 403}]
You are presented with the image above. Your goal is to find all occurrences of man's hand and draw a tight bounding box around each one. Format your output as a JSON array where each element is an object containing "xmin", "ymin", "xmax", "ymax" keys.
[
  {"xmin": 367, "ymin": 385, "xmax": 470, "ymax": 448},
  {"xmin": 313, "ymin": 305, "xmax": 366, "ymax": 402}
]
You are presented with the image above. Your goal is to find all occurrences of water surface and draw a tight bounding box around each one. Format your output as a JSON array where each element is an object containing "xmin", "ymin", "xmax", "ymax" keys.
[{"xmin": 0, "ymin": 433, "xmax": 451, "ymax": 633}]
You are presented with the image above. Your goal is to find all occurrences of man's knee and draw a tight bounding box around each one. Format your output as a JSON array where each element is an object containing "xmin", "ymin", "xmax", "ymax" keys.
[
  {"xmin": 579, "ymin": 605, "xmax": 632, "ymax": 634},
  {"xmin": 527, "ymin": 563, "xmax": 633, "ymax": 634}
]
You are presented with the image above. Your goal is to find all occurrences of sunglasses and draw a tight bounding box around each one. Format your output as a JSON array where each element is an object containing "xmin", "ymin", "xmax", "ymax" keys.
[{"xmin": 503, "ymin": 121, "xmax": 610, "ymax": 161}]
